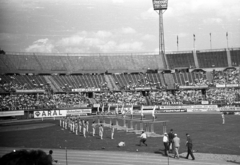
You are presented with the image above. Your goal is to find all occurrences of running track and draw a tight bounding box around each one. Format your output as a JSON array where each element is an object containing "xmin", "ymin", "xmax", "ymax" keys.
[{"xmin": 0, "ymin": 147, "xmax": 233, "ymax": 165}]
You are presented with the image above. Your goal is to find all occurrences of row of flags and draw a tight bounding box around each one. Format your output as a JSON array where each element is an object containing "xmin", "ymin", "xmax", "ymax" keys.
[{"xmin": 177, "ymin": 32, "xmax": 229, "ymax": 43}]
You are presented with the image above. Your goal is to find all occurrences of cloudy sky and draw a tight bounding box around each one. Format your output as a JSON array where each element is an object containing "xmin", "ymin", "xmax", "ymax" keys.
[{"xmin": 0, "ymin": 0, "xmax": 239, "ymax": 53}]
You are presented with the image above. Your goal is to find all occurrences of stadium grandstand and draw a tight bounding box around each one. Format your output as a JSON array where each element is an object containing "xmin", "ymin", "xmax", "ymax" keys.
[{"xmin": 1, "ymin": 47, "xmax": 240, "ymax": 112}]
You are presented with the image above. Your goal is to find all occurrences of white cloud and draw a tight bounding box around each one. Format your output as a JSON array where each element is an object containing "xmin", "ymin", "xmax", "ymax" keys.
[
  {"xmin": 178, "ymin": 33, "xmax": 188, "ymax": 38},
  {"xmin": 118, "ymin": 42, "xmax": 143, "ymax": 51},
  {"xmin": 25, "ymin": 38, "xmax": 56, "ymax": 53},
  {"xmin": 203, "ymin": 18, "xmax": 223, "ymax": 24},
  {"xmin": 112, "ymin": 0, "xmax": 124, "ymax": 3},
  {"xmin": 140, "ymin": 8, "xmax": 158, "ymax": 20},
  {"xmin": 121, "ymin": 27, "xmax": 136, "ymax": 34},
  {"xmin": 96, "ymin": 31, "xmax": 113, "ymax": 38},
  {"xmin": 145, "ymin": 0, "xmax": 240, "ymax": 21},
  {"xmin": 141, "ymin": 34, "xmax": 156, "ymax": 41},
  {"xmin": 25, "ymin": 28, "xmax": 147, "ymax": 53}
]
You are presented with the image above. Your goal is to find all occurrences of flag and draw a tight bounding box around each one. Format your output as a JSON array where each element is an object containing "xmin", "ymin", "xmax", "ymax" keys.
[
  {"xmin": 130, "ymin": 105, "xmax": 133, "ymax": 115},
  {"xmin": 102, "ymin": 105, "xmax": 104, "ymax": 113},
  {"xmin": 108, "ymin": 105, "xmax": 110, "ymax": 113},
  {"xmin": 141, "ymin": 105, "xmax": 143, "ymax": 117},
  {"xmin": 193, "ymin": 34, "xmax": 195, "ymax": 41},
  {"xmin": 152, "ymin": 105, "xmax": 156, "ymax": 117},
  {"xmin": 177, "ymin": 35, "xmax": 178, "ymax": 44},
  {"xmin": 121, "ymin": 104, "xmax": 124, "ymax": 114},
  {"xmin": 226, "ymin": 32, "xmax": 228, "ymax": 39},
  {"xmin": 115, "ymin": 104, "xmax": 118, "ymax": 115}
]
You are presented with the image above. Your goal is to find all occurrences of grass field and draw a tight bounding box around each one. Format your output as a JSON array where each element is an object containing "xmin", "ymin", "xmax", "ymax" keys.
[{"xmin": 0, "ymin": 113, "xmax": 240, "ymax": 156}]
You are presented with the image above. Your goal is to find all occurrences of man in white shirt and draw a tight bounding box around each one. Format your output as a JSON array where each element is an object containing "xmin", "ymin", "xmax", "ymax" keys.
[
  {"xmin": 139, "ymin": 131, "xmax": 147, "ymax": 146},
  {"xmin": 163, "ymin": 133, "xmax": 169, "ymax": 156},
  {"xmin": 173, "ymin": 134, "xmax": 180, "ymax": 159},
  {"xmin": 222, "ymin": 112, "xmax": 225, "ymax": 124}
]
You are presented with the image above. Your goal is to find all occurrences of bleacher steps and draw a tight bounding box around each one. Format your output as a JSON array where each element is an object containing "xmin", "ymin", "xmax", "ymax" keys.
[{"xmin": 44, "ymin": 76, "xmax": 62, "ymax": 92}]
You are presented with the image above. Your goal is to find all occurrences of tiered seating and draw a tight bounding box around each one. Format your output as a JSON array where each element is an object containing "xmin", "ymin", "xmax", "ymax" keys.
[
  {"xmin": 197, "ymin": 50, "xmax": 228, "ymax": 68},
  {"xmin": 0, "ymin": 75, "xmax": 47, "ymax": 92},
  {"xmin": 230, "ymin": 49, "xmax": 240, "ymax": 66},
  {"xmin": 166, "ymin": 52, "xmax": 195, "ymax": 69},
  {"xmin": 50, "ymin": 74, "xmax": 106, "ymax": 91}
]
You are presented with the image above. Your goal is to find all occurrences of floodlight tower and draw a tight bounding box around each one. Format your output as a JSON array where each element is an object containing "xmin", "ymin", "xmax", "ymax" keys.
[{"xmin": 152, "ymin": 0, "xmax": 169, "ymax": 69}]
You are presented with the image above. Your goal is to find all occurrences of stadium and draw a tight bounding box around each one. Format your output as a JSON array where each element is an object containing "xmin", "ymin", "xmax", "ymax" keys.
[{"xmin": 0, "ymin": 0, "xmax": 240, "ymax": 165}]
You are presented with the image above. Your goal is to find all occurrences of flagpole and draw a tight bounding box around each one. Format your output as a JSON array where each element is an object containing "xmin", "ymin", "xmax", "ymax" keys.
[
  {"xmin": 193, "ymin": 34, "xmax": 196, "ymax": 51},
  {"xmin": 177, "ymin": 35, "xmax": 179, "ymax": 51},
  {"xmin": 210, "ymin": 33, "xmax": 212, "ymax": 49},
  {"xmin": 226, "ymin": 32, "xmax": 229, "ymax": 49}
]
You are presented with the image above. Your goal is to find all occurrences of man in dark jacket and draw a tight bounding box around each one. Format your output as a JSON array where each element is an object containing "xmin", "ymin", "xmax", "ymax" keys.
[
  {"xmin": 185, "ymin": 133, "xmax": 195, "ymax": 160},
  {"xmin": 168, "ymin": 129, "xmax": 174, "ymax": 152}
]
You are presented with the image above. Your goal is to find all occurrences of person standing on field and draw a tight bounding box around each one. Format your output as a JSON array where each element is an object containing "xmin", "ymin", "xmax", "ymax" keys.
[
  {"xmin": 222, "ymin": 112, "xmax": 225, "ymax": 124},
  {"xmin": 99, "ymin": 124, "xmax": 104, "ymax": 140},
  {"xmin": 185, "ymin": 133, "xmax": 195, "ymax": 160},
  {"xmin": 168, "ymin": 129, "xmax": 174, "ymax": 152},
  {"xmin": 173, "ymin": 134, "xmax": 180, "ymax": 159},
  {"xmin": 111, "ymin": 123, "xmax": 115, "ymax": 139},
  {"xmin": 139, "ymin": 131, "xmax": 147, "ymax": 146},
  {"xmin": 92, "ymin": 121, "xmax": 96, "ymax": 136},
  {"xmin": 163, "ymin": 132, "xmax": 169, "ymax": 156},
  {"xmin": 83, "ymin": 121, "xmax": 87, "ymax": 138},
  {"xmin": 86, "ymin": 120, "xmax": 89, "ymax": 132}
]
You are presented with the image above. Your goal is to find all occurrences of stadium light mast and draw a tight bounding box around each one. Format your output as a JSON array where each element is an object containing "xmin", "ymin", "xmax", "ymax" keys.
[{"xmin": 152, "ymin": 0, "xmax": 169, "ymax": 69}]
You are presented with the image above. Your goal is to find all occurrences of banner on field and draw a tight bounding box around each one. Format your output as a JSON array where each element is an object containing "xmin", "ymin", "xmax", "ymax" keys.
[
  {"xmin": 159, "ymin": 109, "xmax": 187, "ymax": 113},
  {"xmin": 66, "ymin": 109, "xmax": 92, "ymax": 115},
  {"xmin": 34, "ymin": 110, "xmax": 67, "ymax": 118},
  {"xmin": 72, "ymin": 88, "xmax": 100, "ymax": 92},
  {"xmin": 161, "ymin": 102, "xmax": 183, "ymax": 105},
  {"xmin": 189, "ymin": 108, "xmax": 220, "ymax": 112},
  {"xmin": 0, "ymin": 111, "xmax": 24, "ymax": 117},
  {"xmin": 135, "ymin": 87, "xmax": 156, "ymax": 91},
  {"xmin": 201, "ymin": 100, "xmax": 209, "ymax": 105},
  {"xmin": 216, "ymin": 84, "xmax": 239, "ymax": 88},
  {"xmin": 16, "ymin": 89, "xmax": 45, "ymax": 93},
  {"xmin": 219, "ymin": 106, "xmax": 240, "ymax": 112},
  {"xmin": 93, "ymin": 104, "xmax": 101, "ymax": 108},
  {"xmin": 179, "ymin": 85, "xmax": 208, "ymax": 89}
]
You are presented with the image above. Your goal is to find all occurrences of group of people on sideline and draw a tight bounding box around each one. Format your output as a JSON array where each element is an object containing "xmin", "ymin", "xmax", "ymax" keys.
[
  {"xmin": 163, "ymin": 129, "xmax": 195, "ymax": 160},
  {"xmin": 60, "ymin": 117, "xmax": 115, "ymax": 140}
]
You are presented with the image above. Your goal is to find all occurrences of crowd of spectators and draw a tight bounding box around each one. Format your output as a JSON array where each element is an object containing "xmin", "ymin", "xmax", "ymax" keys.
[
  {"xmin": 213, "ymin": 68, "xmax": 240, "ymax": 85},
  {"xmin": 1, "ymin": 68, "xmax": 240, "ymax": 111},
  {"xmin": 0, "ymin": 93, "xmax": 90, "ymax": 111},
  {"xmin": 206, "ymin": 88, "xmax": 240, "ymax": 104},
  {"xmin": 0, "ymin": 77, "xmax": 46, "ymax": 93},
  {"xmin": 94, "ymin": 91, "xmax": 147, "ymax": 105},
  {"xmin": 149, "ymin": 90, "xmax": 204, "ymax": 105}
]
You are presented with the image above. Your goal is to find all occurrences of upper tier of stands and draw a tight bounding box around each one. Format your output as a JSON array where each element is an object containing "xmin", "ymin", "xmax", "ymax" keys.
[
  {"xmin": 1, "ymin": 48, "xmax": 239, "ymax": 73},
  {"xmin": 0, "ymin": 53, "xmax": 165, "ymax": 73},
  {"xmin": 166, "ymin": 51, "xmax": 195, "ymax": 69}
]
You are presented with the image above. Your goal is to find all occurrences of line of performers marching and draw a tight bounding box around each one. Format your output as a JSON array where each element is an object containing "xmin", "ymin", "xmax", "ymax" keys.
[{"xmin": 59, "ymin": 117, "xmax": 115, "ymax": 140}]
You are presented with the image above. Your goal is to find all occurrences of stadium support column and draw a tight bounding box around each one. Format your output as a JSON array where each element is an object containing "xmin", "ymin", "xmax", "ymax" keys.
[
  {"xmin": 159, "ymin": 11, "xmax": 169, "ymax": 69},
  {"xmin": 226, "ymin": 49, "xmax": 232, "ymax": 67},
  {"xmin": 193, "ymin": 50, "xmax": 199, "ymax": 68}
]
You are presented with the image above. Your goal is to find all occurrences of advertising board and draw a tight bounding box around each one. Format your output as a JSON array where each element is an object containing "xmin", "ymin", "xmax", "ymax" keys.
[
  {"xmin": 34, "ymin": 110, "xmax": 66, "ymax": 118},
  {"xmin": 0, "ymin": 111, "xmax": 24, "ymax": 117}
]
